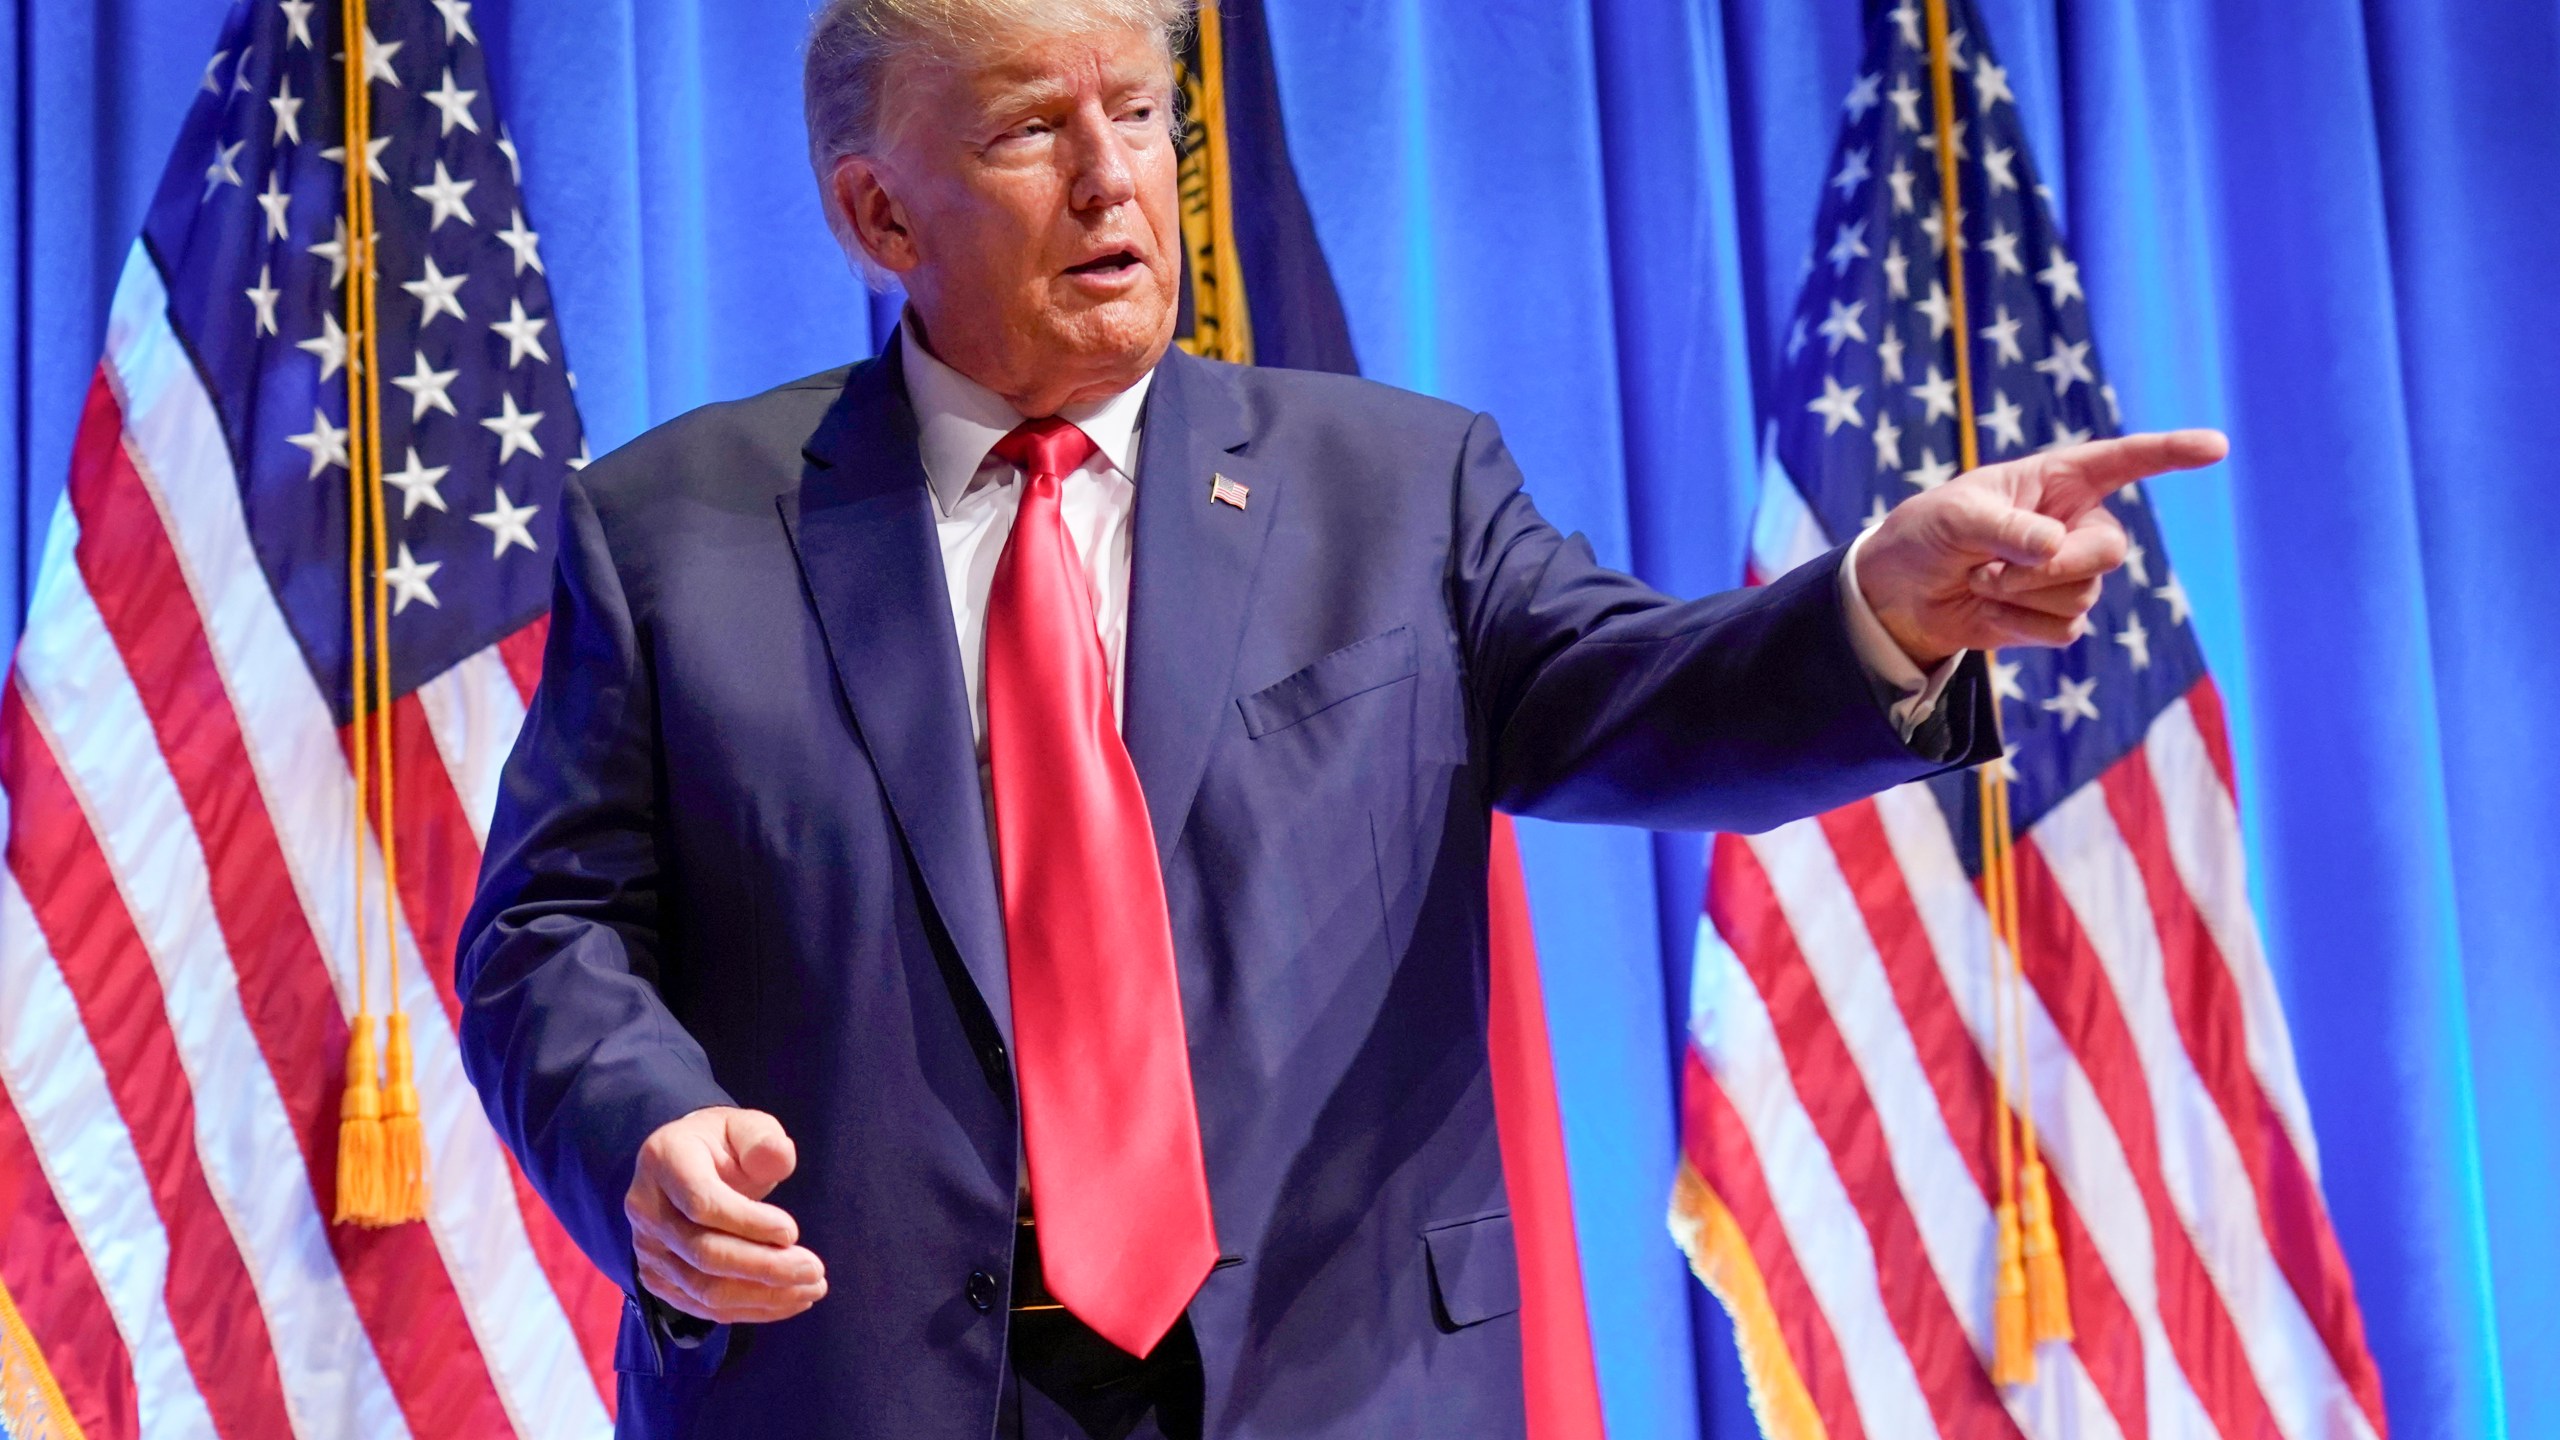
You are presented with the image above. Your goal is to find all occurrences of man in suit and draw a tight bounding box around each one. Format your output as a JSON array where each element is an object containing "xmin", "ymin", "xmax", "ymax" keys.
[{"xmin": 455, "ymin": 1, "xmax": 2225, "ymax": 1435}]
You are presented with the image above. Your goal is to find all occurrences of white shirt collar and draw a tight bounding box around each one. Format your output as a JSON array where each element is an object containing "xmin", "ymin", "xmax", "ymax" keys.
[{"xmin": 900, "ymin": 322, "xmax": 1155, "ymax": 516}]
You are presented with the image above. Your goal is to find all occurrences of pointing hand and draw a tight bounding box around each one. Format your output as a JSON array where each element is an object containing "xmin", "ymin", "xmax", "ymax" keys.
[{"xmin": 1855, "ymin": 430, "xmax": 2228, "ymax": 667}]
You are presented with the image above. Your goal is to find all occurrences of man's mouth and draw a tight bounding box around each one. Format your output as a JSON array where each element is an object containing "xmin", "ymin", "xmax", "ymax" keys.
[{"xmin": 1065, "ymin": 248, "xmax": 1143, "ymax": 277}]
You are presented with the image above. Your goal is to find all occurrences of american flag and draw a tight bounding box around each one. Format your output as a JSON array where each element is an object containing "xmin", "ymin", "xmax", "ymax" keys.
[
  {"xmin": 1669, "ymin": 3, "xmax": 2389, "ymax": 1438},
  {"xmin": 0, "ymin": 1, "xmax": 617, "ymax": 1437}
]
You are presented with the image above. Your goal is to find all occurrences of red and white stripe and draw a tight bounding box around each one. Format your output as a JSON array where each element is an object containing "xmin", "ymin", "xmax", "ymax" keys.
[
  {"xmin": 1678, "ymin": 459, "xmax": 2383, "ymax": 1439},
  {"xmin": 0, "ymin": 244, "xmax": 615, "ymax": 1437}
]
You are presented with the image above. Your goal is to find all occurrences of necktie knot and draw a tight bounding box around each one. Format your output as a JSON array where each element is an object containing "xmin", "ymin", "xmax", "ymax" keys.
[{"xmin": 991, "ymin": 417, "xmax": 1099, "ymax": 483}]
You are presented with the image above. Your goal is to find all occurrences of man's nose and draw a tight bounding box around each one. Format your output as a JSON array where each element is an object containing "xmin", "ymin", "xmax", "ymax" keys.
[{"xmin": 1067, "ymin": 112, "xmax": 1139, "ymax": 213}]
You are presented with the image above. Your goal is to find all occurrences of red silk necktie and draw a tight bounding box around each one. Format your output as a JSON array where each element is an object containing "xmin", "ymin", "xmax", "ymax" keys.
[{"xmin": 982, "ymin": 417, "xmax": 1216, "ymax": 1357}]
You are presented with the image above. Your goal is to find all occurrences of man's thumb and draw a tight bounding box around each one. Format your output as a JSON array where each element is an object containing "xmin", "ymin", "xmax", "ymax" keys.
[{"xmin": 723, "ymin": 1109, "xmax": 798, "ymax": 1198}]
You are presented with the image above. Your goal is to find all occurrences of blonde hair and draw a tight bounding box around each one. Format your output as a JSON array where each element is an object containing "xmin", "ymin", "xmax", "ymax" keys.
[{"xmin": 802, "ymin": 0, "xmax": 1197, "ymax": 276}]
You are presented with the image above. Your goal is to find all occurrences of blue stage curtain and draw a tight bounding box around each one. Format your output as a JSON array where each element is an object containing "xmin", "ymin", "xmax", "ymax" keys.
[{"xmin": 7, "ymin": 2, "xmax": 2550, "ymax": 1436}]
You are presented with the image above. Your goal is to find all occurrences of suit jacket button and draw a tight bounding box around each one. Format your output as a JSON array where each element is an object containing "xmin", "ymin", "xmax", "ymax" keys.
[{"xmin": 966, "ymin": 1269, "xmax": 999, "ymax": 1313}]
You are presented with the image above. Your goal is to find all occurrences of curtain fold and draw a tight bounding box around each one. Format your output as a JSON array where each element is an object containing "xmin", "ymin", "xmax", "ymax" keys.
[{"xmin": 7, "ymin": 2, "xmax": 2552, "ymax": 1435}]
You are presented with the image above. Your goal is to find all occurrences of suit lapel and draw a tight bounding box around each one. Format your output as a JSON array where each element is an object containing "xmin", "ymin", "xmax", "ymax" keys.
[
  {"xmin": 778, "ymin": 345, "xmax": 1015, "ymax": 1046},
  {"xmin": 1124, "ymin": 348, "xmax": 1270, "ymax": 862}
]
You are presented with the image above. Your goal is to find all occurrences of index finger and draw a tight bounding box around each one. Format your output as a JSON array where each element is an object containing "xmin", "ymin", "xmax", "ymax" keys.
[
  {"xmin": 2042, "ymin": 429, "xmax": 2228, "ymax": 511},
  {"xmin": 659, "ymin": 1146, "xmax": 801, "ymax": 1248}
]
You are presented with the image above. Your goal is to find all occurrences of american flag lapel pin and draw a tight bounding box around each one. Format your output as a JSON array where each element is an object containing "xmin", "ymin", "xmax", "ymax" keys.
[{"xmin": 1210, "ymin": 472, "xmax": 1250, "ymax": 510}]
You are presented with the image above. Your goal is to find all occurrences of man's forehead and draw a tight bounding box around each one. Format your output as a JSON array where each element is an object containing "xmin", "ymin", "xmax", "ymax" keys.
[{"xmin": 938, "ymin": 29, "xmax": 1171, "ymax": 105}]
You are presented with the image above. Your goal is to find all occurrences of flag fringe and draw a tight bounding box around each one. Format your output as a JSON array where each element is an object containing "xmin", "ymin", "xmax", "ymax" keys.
[{"xmin": 1669, "ymin": 1161, "xmax": 1832, "ymax": 1440}]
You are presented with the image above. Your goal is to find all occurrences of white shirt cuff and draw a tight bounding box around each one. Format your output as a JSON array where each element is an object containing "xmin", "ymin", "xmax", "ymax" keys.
[{"xmin": 1839, "ymin": 528, "xmax": 1966, "ymax": 742}]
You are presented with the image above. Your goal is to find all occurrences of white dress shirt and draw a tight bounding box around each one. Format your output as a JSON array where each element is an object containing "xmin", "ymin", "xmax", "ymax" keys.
[{"xmin": 899, "ymin": 325, "xmax": 1959, "ymax": 771}]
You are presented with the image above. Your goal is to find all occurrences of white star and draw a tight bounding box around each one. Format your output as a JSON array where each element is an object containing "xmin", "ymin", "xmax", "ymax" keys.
[
  {"xmin": 280, "ymin": 0, "xmax": 315, "ymax": 48},
  {"xmin": 2040, "ymin": 674, "xmax": 2100, "ymax": 731},
  {"xmin": 567, "ymin": 438, "xmax": 593, "ymax": 471},
  {"xmin": 496, "ymin": 208, "xmax": 544, "ymax": 275},
  {"xmin": 392, "ymin": 351, "xmax": 461, "ymax": 421},
  {"xmin": 1947, "ymin": 28, "xmax": 1969, "ymax": 68},
  {"xmin": 491, "ymin": 298, "xmax": 552, "ymax": 368},
  {"xmin": 425, "ymin": 67, "xmax": 480, "ymax": 136},
  {"xmin": 1983, "ymin": 143, "xmax": 2019, "ymax": 195},
  {"xmin": 1886, "ymin": 159, "xmax": 1917, "ymax": 214},
  {"xmin": 1978, "ymin": 305, "xmax": 2025, "ymax": 365},
  {"xmin": 496, "ymin": 128, "xmax": 522, "ymax": 184},
  {"xmin": 2123, "ymin": 538, "xmax": 2150, "ymax": 588},
  {"xmin": 2155, "ymin": 572, "xmax": 2192, "ymax": 625},
  {"xmin": 432, "ymin": 0, "xmax": 479, "ymax": 44},
  {"xmin": 1889, "ymin": 1, "xmax": 1922, "ymax": 49},
  {"xmin": 321, "ymin": 135, "xmax": 392, "ymax": 183},
  {"xmin": 287, "ymin": 407, "xmax": 349, "ymax": 478},
  {"xmin": 1887, "ymin": 77, "xmax": 1924, "ymax": 132},
  {"xmin": 1785, "ymin": 315, "xmax": 1809, "ymax": 364},
  {"xmin": 1973, "ymin": 54, "xmax": 2015, "ymax": 112},
  {"xmin": 2116, "ymin": 612, "xmax": 2153, "ymax": 671},
  {"xmin": 1882, "ymin": 239, "xmax": 1910, "ymax": 300},
  {"xmin": 358, "ymin": 24, "xmax": 404, "ymax": 87},
  {"xmin": 2045, "ymin": 418, "xmax": 2093, "ymax": 451},
  {"xmin": 1818, "ymin": 298, "xmax": 1867, "ymax": 355},
  {"xmin": 1909, "ymin": 365, "xmax": 1958, "ymax": 422},
  {"xmin": 412, "ymin": 160, "xmax": 478, "ymax": 230},
  {"xmin": 1807, "ymin": 373, "xmax": 1865, "ymax": 435},
  {"xmin": 382, "ymin": 543, "xmax": 442, "ymax": 614},
  {"xmin": 1905, "ymin": 446, "xmax": 1957, "ymax": 491},
  {"xmin": 2037, "ymin": 246, "xmax": 2084, "ymax": 308},
  {"xmin": 1978, "ymin": 389, "xmax": 2027, "ymax": 453},
  {"xmin": 1916, "ymin": 117, "xmax": 1969, "ymax": 163},
  {"xmin": 310, "ymin": 215, "xmax": 349, "ymax": 288},
  {"xmin": 402, "ymin": 255, "xmax": 470, "ymax": 328},
  {"xmin": 2035, "ymin": 336, "xmax": 2095, "ymax": 397},
  {"xmin": 482, "ymin": 391, "xmax": 546, "ymax": 463},
  {"xmin": 1916, "ymin": 282, "xmax": 1953, "ymax": 338},
  {"xmin": 1992, "ymin": 742, "xmax": 2021, "ymax": 784},
  {"xmin": 232, "ymin": 46, "xmax": 259, "ymax": 94},
  {"xmin": 297, "ymin": 311, "xmax": 351, "ymax": 381},
  {"xmin": 1842, "ymin": 72, "xmax": 1882, "ymax": 123},
  {"xmin": 1827, "ymin": 219, "xmax": 1870, "ymax": 277},
  {"xmin": 1921, "ymin": 200, "xmax": 1966, "ymax": 257},
  {"xmin": 1864, "ymin": 495, "xmax": 1893, "ymax": 532},
  {"xmin": 201, "ymin": 49, "xmax": 231, "ymax": 95},
  {"xmin": 473, "ymin": 486, "xmax": 542, "ymax": 557},
  {"xmin": 1871, "ymin": 410, "xmax": 1904, "ymax": 470},
  {"xmin": 270, "ymin": 74, "xmax": 304, "ymax": 145},
  {"xmin": 1990, "ymin": 656, "xmax": 2025, "ymax": 702},
  {"xmin": 2101, "ymin": 382, "xmax": 2122, "ymax": 426},
  {"xmin": 1983, "ymin": 224, "xmax": 2026, "ymax": 276},
  {"xmin": 384, "ymin": 446, "xmax": 450, "ymax": 517},
  {"xmin": 244, "ymin": 263, "xmax": 281, "ymax": 337},
  {"xmin": 202, "ymin": 139, "xmax": 245, "ymax": 199},
  {"xmin": 1831, "ymin": 146, "xmax": 1871, "ymax": 199},
  {"xmin": 1876, "ymin": 325, "xmax": 1907, "ymax": 384},
  {"xmin": 256, "ymin": 170, "xmax": 293, "ymax": 240}
]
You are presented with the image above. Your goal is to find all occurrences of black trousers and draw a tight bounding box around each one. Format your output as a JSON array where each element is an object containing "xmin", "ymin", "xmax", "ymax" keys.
[{"xmin": 998, "ymin": 1306, "xmax": 1205, "ymax": 1440}]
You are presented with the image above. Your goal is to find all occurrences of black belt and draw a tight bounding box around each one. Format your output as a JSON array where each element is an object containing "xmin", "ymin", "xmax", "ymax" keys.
[{"xmin": 1012, "ymin": 1218, "xmax": 1063, "ymax": 1313}]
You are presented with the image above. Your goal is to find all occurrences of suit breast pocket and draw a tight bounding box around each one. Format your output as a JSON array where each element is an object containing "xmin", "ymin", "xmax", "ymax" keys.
[{"xmin": 1236, "ymin": 625, "xmax": 1419, "ymax": 739}]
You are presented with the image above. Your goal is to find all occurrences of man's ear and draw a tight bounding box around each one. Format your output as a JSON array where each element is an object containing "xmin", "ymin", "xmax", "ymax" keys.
[{"xmin": 836, "ymin": 156, "xmax": 918, "ymax": 276}]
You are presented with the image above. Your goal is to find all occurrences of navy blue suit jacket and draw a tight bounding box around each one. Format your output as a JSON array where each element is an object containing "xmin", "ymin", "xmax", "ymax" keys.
[{"xmin": 457, "ymin": 341, "xmax": 1996, "ymax": 1439}]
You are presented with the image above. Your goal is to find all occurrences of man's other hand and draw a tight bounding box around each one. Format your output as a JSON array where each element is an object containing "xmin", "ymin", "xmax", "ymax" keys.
[
  {"xmin": 1858, "ymin": 430, "xmax": 2229, "ymax": 667},
  {"xmin": 628, "ymin": 1106, "xmax": 828, "ymax": 1325}
]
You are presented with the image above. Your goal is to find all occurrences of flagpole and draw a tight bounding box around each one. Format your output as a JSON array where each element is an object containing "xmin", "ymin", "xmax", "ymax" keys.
[{"xmin": 1920, "ymin": 0, "xmax": 2063, "ymax": 1388}]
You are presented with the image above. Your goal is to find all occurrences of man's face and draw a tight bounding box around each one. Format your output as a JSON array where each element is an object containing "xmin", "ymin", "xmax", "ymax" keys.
[{"xmin": 845, "ymin": 27, "xmax": 1183, "ymax": 414}]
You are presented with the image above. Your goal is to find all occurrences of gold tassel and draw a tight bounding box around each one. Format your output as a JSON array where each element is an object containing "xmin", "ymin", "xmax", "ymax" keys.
[
  {"xmin": 382, "ymin": 1012, "xmax": 428, "ymax": 1223},
  {"xmin": 1992, "ymin": 1198, "xmax": 2035, "ymax": 1387},
  {"xmin": 2020, "ymin": 1156, "xmax": 2074, "ymax": 1344},
  {"xmin": 335, "ymin": 1017, "xmax": 386, "ymax": 1225}
]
